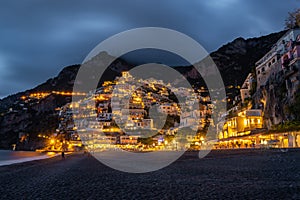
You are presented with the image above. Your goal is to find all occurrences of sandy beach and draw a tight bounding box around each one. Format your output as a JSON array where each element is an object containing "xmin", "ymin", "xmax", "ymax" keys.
[{"xmin": 0, "ymin": 149, "xmax": 299, "ymax": 199}]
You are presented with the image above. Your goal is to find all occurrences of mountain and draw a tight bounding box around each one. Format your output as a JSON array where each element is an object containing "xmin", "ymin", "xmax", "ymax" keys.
[
  {"xmin": 211, "ymin": 31, "xmax": 287, "ymax": 85},
  {"xmin": 0, "ymin": 30, "xmax": 287, "ymax": 149},
  {"xmin": 176, "ymin": 30, "xmax": 287, "ymax": 102}
]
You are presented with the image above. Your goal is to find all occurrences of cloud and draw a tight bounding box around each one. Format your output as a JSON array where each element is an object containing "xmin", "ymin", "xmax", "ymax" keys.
[{"xmin": 0, "ymin": 0, "xmax": 298, "ymax": 98}]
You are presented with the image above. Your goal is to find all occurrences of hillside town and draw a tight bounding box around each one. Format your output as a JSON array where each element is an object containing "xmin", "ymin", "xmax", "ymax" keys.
[
  {"xmin": 56, "ymin": 71, "xmax": 213, "ymax": 152},
  {"xmin": 36, "ymin": 28, "xmax": 300, "ymax": 152},
  {"xmin": 11, "ymin": 28, "xmax": 300, "ymax": 152},
  {"xmin": 2, "ymin": 28, "xmax": 300, "ymax": 152}
]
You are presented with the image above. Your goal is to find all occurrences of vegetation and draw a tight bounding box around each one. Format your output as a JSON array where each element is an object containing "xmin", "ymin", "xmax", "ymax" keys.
[
  {"xmin": 137, "ymin": 137, "xmax": 154, "ymax": 145},
  {"xmin": 270, "ymin": 121, "xmax": 300, "ymax": 133},
  {"xmin": 285, "ymin": 8, "xmax": 300, "ymax": 29},
  {"xmin": 287, "ymin": 89, "xmax": 300, "ymax": 121}
]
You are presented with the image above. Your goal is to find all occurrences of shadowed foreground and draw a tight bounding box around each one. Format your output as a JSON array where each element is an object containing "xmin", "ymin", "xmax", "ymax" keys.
[{"xmin": 0, "ymin": 149, "xmax": 299, "ymax": 199}]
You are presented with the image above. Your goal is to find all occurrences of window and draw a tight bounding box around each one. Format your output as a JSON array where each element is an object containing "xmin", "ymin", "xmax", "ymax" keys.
[
  {"xmin": 297, "ymin": 35, "xmax": 300, "ymax": 42},
  {"xmin": 283, "ymin": 55, "xmax": 289, "ymax": 62},
  {"xmin": 262, "ymin": 67, "xmax": 265, "ymax": 72},
  {"xmin": 272, "ymin": 58, "xmax": 276, "ymax": 64},
  {"xmin": 257, "ymin": 70, "xmax": 260, "ymax": 75}
]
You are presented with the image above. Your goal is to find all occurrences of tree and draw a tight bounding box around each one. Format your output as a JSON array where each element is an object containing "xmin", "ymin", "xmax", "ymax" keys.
[
  {"xmin": 138, "ymin": 137, "xmax": 154, "ymax": 145},
  {"xmin": 287, "ymin": 90, "xmax": 300, "ymax": 121},
  {"xmin": 285, "ymin": 9, "xmax": 300, "ymax": 29}
]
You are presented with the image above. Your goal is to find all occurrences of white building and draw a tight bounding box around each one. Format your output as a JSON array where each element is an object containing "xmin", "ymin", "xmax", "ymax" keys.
[
  {"xmin": 240, "ymin": 73, "xmax": 254, "ymax": 103},
  {"xmin": 255, "ymin": 50, "xmax": 281, "ymax": 90},
  {"xmin": 255, "ymin": 29, "xmax": 300, "ymax": 90},
  {"xmin": 158, "ymin": 103, "xmax": 178, "ymax": 115},
  {"xmin": 281, "ymin": 30, "xmax": 300, "ymax": 100}
]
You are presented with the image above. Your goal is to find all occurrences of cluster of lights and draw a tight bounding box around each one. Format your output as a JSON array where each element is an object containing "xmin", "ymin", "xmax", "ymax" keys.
[
  {"xmin": 20, "ymin": 91, "xmax": 87, "ymax": 101},
  {"xmin": 38, "ymin": 134, "xmax": 49, "ymax": 138},
  {"xmin": 20, "ymin": 93, "xmax": 51, "ymax": 100},
  {"xmin": 29, "ymin": 92, "xmax": 51, "ymax": 98},
  {"xmin": 52, "ymin": 91, "xmax": 86, "ymax": 96}
]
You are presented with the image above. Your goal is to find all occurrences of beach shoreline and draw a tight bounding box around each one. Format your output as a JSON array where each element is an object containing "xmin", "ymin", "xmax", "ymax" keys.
[
  {"xmin": 0, "ymin": 149, "xmax": 299, "ymax": 199},
  {"xmin": 0, "ymin": 150, "xmax": 73, "ymax": 167}
]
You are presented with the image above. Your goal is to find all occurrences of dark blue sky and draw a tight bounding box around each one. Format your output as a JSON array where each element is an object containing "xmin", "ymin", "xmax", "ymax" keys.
[{"xmin": 0, "ymin": 0, "xmax": 299, "ymax": 98}]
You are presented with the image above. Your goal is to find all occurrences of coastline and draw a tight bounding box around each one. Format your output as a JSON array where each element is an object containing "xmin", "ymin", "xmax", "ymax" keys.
[
  {"xmin": 0, "ymin": 150, "xmax": 61, "ymax": 167},
  {"xmin": 0, "ymin": 149, "xmax": 299, "ymax": 199},
  {"xmin": 0, "ymin": 148, "xmax": 295, "ymax": 167}
]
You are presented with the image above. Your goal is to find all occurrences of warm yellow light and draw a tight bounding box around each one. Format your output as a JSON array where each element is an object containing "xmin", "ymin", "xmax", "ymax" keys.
[
  {"xmin": 244, "ymin": 119, "xmax": 248, "ymax": 126},
  {"xmin": 50, "ymin": 139, "xmax": 55, "ymax": 144},
  {"xmin": 258, "ymin": 119, "xmax": 261, "ymax": 124}
]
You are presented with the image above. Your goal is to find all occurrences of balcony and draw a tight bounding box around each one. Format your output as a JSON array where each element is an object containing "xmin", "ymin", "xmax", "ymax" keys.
[
  {"xmin": 284, "ymin": 64, "xmax": 298, "ymax": 78},
  {"xmin": 255, "ymin": 50, "xmax": 277, "ymax": 67},
  {"xmin": 289, "ymin": 57, "xmax": 300, "ymax": 67},
  {"xmin": 282, "ymin": 58, "xmax": 290, "ymax": 68}
]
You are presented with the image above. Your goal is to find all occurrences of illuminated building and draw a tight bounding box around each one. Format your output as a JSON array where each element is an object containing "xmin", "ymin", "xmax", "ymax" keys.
[{"xmin": 218, "ymin": 109, "xmax": 264, "ymax": 141}]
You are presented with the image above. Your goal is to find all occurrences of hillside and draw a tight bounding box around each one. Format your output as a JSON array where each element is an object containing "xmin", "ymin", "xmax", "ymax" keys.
[{"xmin": 0, "ymin": 30, "xmax": 287, "ymax": 149}]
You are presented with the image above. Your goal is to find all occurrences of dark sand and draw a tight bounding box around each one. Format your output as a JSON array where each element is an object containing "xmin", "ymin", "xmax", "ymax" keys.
[{"xmin": 0, "ymin": 149, "xmax": 299, "ymax": 200}]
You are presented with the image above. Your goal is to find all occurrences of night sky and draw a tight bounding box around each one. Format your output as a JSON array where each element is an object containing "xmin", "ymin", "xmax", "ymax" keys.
[{"xmin": 0, "ymin": 0, "xmax": 299, "ymax": 98}]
